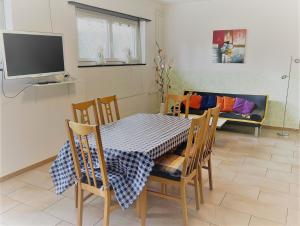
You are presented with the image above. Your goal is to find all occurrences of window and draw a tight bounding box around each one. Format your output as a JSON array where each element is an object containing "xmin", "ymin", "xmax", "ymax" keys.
[{"xmin": 76, "ymin": 9, "xmax": 143, "ymax": 66}]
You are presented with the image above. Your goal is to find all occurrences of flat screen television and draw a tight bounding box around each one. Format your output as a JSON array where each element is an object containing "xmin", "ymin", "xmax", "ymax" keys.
[{"xmin": 1, "ymin": 31, "xmax": 65, "ymax": 79}]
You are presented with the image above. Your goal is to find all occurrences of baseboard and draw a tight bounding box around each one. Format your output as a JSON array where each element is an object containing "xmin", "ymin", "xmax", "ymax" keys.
[
  {"xmin": 0, "ymin": 155, "xmax": 57, "ymax": 182},
  {"xmin": 263, "ymin": 125, "xmax": 300, "ymax": 132}
]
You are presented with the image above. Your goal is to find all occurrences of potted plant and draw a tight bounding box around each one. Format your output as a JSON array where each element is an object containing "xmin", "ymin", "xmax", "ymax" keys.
[{"xmin": 154, "ymin": 42, "xmax": 173, "ymax": 113}]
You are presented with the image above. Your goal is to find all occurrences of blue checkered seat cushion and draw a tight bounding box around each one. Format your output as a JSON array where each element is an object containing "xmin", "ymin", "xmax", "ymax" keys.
[
  {"xmin": 81, "ymin": 169, "xmax": 112, "ymax": 190},
  {"xmin": 150, "ymin": 154, "xmax": 185, "ymax": 181},
  {"xmin": 173, "ymin": 141, "xmax": 187, "ymax": 156}
]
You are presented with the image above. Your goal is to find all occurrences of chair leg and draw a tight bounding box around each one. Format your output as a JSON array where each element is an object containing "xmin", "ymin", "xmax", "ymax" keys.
[
  {"xmin": 77, "ymin": 186, "xmax": 83, "ymax": 226},
  {"xmin": 103, "ymin": 191, "xmax": 111, "ymax": 226},
  {"xmin": 198, "ymin": 166, "xmax": 204, "ymax": 204},
  {"xmin": 140, "ymin": 187, "xmax": 147, "ymax": 226},
  {"xmin": 161, "ymin": 183, "xmax": 167, "ymax": 194},
  {"xmin": 193, "ymin": 175, "xmax": 200, "ymax": 210},
  {"xmin": 75, "ymin": 184, "xmax": 78, "ymax": 208},
  {"xmin": 208, "ymin": 159, "xmax": 213, "ymax": 190},
  {"xmin": 180, "ymin": 181, "xmax": 188, "ymax": 226},
  {"xmin": 136, "ymin": 199, "xmax": 140, "ymax": 219}
]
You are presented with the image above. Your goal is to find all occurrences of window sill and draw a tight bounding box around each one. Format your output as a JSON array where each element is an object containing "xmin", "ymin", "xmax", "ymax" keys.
[{"xmin": 78, "ymin": 63, "xmax": 146, "ymax": 68}]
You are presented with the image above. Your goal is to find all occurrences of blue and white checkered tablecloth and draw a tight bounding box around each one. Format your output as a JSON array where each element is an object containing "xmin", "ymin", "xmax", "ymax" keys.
[{"xmin": 50, "ymin": 113, "xmax": 191, "ymax": 209}]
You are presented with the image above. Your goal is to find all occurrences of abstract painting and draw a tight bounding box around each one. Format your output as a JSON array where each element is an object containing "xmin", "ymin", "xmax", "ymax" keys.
[{"xmin": 212, "ymin": 29, "xmax": 247, "ymax": 63}]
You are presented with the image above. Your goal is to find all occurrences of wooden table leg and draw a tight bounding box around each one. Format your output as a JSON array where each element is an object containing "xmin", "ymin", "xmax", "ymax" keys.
[{"xmin": 140, "ymin": 186, "xmax": 147, "ymax": 226}]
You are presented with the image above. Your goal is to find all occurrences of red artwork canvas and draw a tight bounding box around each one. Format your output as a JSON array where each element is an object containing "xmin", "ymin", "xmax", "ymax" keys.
[{"xmin": 212, "ymin": 29, "xmax": 247, "ymax": 63}]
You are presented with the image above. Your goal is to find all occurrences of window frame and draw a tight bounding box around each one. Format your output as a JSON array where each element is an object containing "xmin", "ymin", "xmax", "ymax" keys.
[{"xmin": 76, "ymin": 8, "xmax": 142, "ymax": 66}]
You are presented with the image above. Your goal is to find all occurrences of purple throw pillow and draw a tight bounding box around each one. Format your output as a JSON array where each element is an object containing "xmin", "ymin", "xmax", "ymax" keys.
[
  {"xmin": 241, "ymin": 100, "xmax": 256, "ymax": 114},
  {"xmin": 233, "ymin": 98, "xmax": 246, "ymax": 113}
]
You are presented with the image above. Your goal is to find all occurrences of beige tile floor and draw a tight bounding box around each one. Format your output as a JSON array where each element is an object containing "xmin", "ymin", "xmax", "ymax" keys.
[{"xmin": 0, "ymin": 128, "xmax": 299, "ymax": 226}]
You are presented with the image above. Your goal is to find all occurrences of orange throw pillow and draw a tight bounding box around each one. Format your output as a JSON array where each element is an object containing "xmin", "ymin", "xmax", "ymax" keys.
[
  {"xmin": 223, "ymin": 96, "xmax": 236, "ymax": 112},
  {"xmin": 184, "ymin": 95, "xmax": 202, "ymax": 109},
  {"xmin": 217, "ymin": 96, "xmax": 224, "ymax": 111}
]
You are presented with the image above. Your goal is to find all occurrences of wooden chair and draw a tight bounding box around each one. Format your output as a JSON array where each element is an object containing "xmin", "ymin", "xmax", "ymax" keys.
[
  {"xmin": 148, "ymin": 112, "xmax": 209, "ymax": 226},
  {"xmin": 164, "ymin": 94, "xmax": 190, "ymax": 118},
  {"xmin": 72, "ymin": 99, "xmax": 100, "ymax": 208},
  {"xmin": 96, "ymin": 95, "xmax": 120, "ymax": 125},
  {"xmin": 198, "ymin": 106, "xmax": 220, "ymax": 203},
  {"xmin": 72, "ymin": 100, "xmax": 100, "ymax": 125},
  {"xmin": 66, "ymin": 120, "xmax": 147, "ymax": 226}
]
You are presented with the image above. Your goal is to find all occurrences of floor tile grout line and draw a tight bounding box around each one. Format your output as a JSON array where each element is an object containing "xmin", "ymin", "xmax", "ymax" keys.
[
  {"xmin": 0, "ymin": 201, "xmax": 22, "ymax": 216},
  {"xmin": 285, "ymin": 208, "xmax": 289, "ymax": 225},
  {"xmin": 265, "ymin": 168, "xmax": 269, "ymax": 177},
  {"xmin": 218, "ymin": 191, "xmax": 227, "ymax": 206},
  {"xmin": 221, "ymin": 197, "xmax": 289, "ymax": 225},
  {"xmin": 1, "ymin": 201, "xmax": 63, "ymax": 224},
  {"xmin": 256, "ymin": 190, "xmax": 261, "ymax": 201},
  {"xmin": 248, "ymin": 215, "xmax": 253, "ymax": 226}
]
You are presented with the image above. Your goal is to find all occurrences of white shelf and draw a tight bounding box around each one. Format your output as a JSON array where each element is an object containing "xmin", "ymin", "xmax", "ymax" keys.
[{"xmin": 31, "ymin": 78, "xmax": 76, "ymax": 87}]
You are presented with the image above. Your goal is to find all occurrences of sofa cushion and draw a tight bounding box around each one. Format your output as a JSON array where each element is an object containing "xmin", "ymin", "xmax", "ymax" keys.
[
  {"xmin": 184, "ymin": 95, "xmax": 202, "ymax": 109},
  {"xmin": 201, "ymin": 95, "xmax": 216, "ymax": 110},
  {"xmin": 219, "ymin": 110, "xmax": 264, "ymax": 122},
  {"xmin": 200, "ymin": 96, "xmax": 208, "ymax": 110},
  {"xmin": 217, "ymin": 96, "xmax": 224, "ymax": 111},
  {"xmin": 249, "ymin": 109, "xmax": 264, "ymax": 122},
  {"xmin": 188, "ymin": 108, "xmax": 206, "ymax": 115},
  {"xmin": 242, "ymin": 100, "xmax": 256, "ymax": 114},
  {"xmin": 223, "ymin": 96, "xmax": 236, "ymax": 112},
  {"xmin": 219, "ymin": 112, "xmax": 250, "ymax": 120},
  {"xmin": 233, "ymin": 97, "xmax": 246, "ymax": 113},
  {"xmin": 207, "ymin": 95, "xmax": 217, "ymax": 108}
]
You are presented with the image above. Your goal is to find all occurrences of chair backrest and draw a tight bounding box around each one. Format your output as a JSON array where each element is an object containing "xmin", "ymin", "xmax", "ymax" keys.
[
  {"xmin": 201, "ymin": 106, "xmax": 220, "ymax": 161},
  {"xmin": 164, "ymin": 94, "xmax": 190, "ymax": 118},
  {"xmin": 66, "ymin": 120, "xmax": 109, "ymax": 190},
  {"xmin": 182, "ymin": 111, "xmax": 209, "ymax": 177},
  {"xmin": 96, "ymin": 95, "xmax": 120, "ymax": 125},
  {"xmin": 72, "ymin": 100, "xmax": 100, "ymax": 125}
]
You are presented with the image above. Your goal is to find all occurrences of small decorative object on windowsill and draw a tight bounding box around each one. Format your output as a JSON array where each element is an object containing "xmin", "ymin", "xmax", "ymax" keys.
[
  {"xmin": 154, "ymin": 42, "xmax": 173, "ymax": 113},
  {"xmin": 97, "ymin": 48, "xmax": 105, "ymax": 64},
  {"xmin": 277, "ymin": 56, "xmax": 300, "ymax": 137},
  {"xmin": 126, "ymin": 48, "xmax": 132, "ymax": 64}
]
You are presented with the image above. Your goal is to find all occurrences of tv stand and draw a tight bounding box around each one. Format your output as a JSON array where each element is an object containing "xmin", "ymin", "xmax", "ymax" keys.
[
  {"xmin": 35, "ymin": 81, "xmax": 59, "ymax": 85},
  {"xmin": 30, "ymin": 78, "xmax": 76, "ymax": 87}
]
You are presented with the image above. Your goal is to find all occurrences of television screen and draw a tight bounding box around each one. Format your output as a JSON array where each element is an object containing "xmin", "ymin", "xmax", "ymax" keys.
[{"xmin": 2, "ymin": 32, "xmax": 65, "ymax": 79}]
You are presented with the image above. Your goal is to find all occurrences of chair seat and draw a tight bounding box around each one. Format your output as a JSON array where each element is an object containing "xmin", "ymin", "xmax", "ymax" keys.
[
  {"xmin": 81, "ymin": 170, "xmax": 112, "ymax": 190},
  {"xmin": 173, "ymin": 141, "xmax": 187, "ymax": 156},
  {"xmin": 151, "ymin": 154, "xmax": 185, "ymax": 181}
]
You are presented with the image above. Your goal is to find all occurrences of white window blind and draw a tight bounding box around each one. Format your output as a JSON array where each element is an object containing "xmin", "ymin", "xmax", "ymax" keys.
[{"xmin": 76, "ymin": 9, "xmax": 143, "ymax": 65}]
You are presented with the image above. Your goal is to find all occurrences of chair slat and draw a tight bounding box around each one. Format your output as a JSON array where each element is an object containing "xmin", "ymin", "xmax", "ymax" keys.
[
  {"xmin": 182, "ymin": 112, "xmax": 209, "ymax": 176},
  {"xmin": 164, "ymin": 94, "xmax": 191, "ymax": 118},
  {"xmin": 72, "ymin": 100, "xmax": 100, "ymax": 125},
  {"xmin": 84, "ymin": 137, "xmax": 98, "ymax": 187},
  {"xmin": 78, "ymin": 136, "xmax": 91, "ymax": 186},
  {"xmin": 97, "ymin": 95, "xmax": 120, "ymax": 125}
]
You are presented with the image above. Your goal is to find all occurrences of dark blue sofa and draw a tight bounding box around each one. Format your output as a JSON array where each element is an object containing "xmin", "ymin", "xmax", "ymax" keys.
[{"xmin": 182, "ymin": 91, "xmax": 269, "ymax": 136}]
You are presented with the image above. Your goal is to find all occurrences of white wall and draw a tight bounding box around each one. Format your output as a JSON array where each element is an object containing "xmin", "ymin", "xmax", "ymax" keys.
[
  {"xmin": 0, "ymin": 0, "xmax": 4, "ymax": 29},
  {"xmin": 164, "ymin": 0, "xmax": 300, "ymax": 129},
  {"xmin": 0, "ymin": 0, "xmax": 161, "ymax": 177},
  {"xmin": 0, "ymin": 0, "xmax": 3, "ymax": 179}
]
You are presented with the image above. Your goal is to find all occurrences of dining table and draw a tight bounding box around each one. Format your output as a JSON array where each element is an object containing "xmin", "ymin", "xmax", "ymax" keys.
[{"xmin": 50, "ymin": 113, "xmax": 191, "ymax": 209}]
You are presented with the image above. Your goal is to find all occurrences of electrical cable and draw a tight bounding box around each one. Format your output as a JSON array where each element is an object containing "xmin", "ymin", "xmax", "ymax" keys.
[
  {"xmin": 1, "ymin": 69, "xmax": 33, "ymax": 98},
  {"xmin": 48, "ymin": 0, "xmax": 54, "ymax": 33}
]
